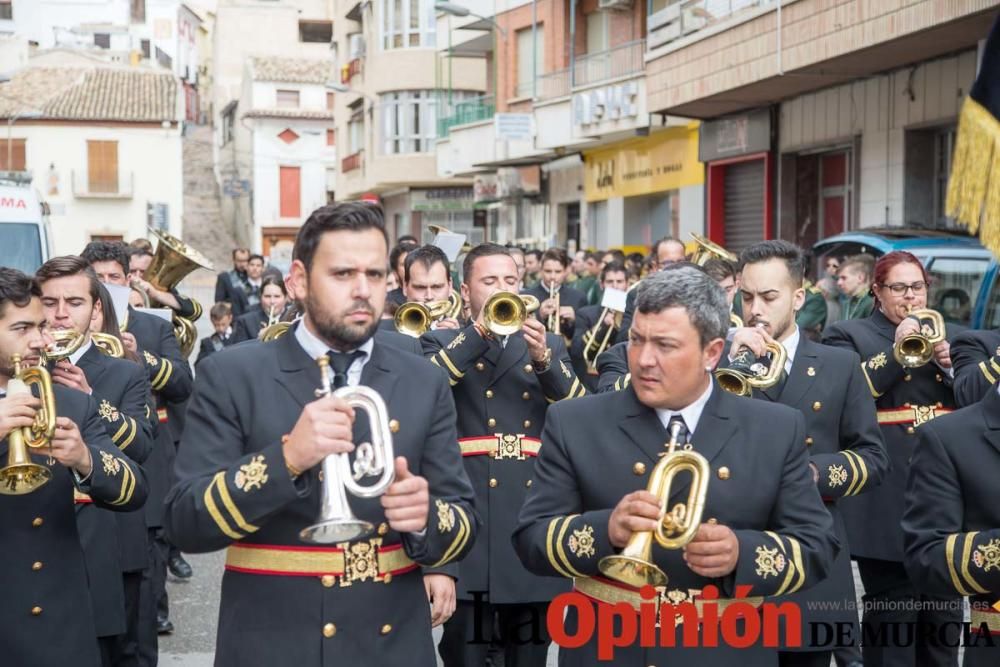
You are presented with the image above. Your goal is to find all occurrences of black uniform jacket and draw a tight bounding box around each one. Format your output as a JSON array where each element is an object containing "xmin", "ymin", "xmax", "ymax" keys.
[
  {"xmin": 902, "ymin": 388, "xmax": 1000, "ymax": 667},
  {"xmin": 422, "ymin": 324, "xmax": 585, "ymax": 603},
  {"xmin": 164, "ymin": 328, "xmax": 478, "ymax": 667},
  {"xmin": 232, "ymin": 307, "xmax": 269, "ymax": 343},
  {"xmin": 522, "ymin": 281, "xmax": 587, "ymax": 340},
  {"xmin": 823, "ymin": 309, "xmax": 960, "ymax": 562},
  {"xmin": 569, "ymin": 304, "xmax": 614, "ymax": 393},
  {"xmin": 196, "ymin": 330, "xmax": 237, "ymax": 367},
  {"xmin": 722, "ymin": 334, "xmax": 889, "ymax": 647},
  {"xmin": 126, "ymin": 307, "xmax": 193, "ymax": 527},
  {"xmin": 513, "ymin": 383, "xmax": 838, "ymax": 667},
  {"xmin": 215, "ymin": 269, "xmax": 251, "ymax": 317},
  {"xmin": 950, "ymin": 328, "xmax": 1000, "ymax": 407},
  {"xmin": 595, "ymin": 340, "xmax": 631, "ymax": 393},
  {"xmin": 74, "ymin": 343, "xmax": 155, "ymax": 636},
  {"xmin": 0, "ymin": 384, "xmax": 147, "ymax": 667}
]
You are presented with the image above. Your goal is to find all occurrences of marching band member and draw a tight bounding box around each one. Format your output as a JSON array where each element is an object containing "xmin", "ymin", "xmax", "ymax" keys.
[
  {"xmin": 164, "ymin": 203, "xmax": 478, "ymax": 667},
  {"xmin": 36, "ymin": 256, "xmax": 156, "ymax": 666},
  {"xmin": 215, "ymin": 248, "xmax": 252, "ymax": 317},
  {"xmin": 513, "ymin": 265, "xmax": 838, "ymax": 666},
  {"xmin": 127, "ymin": 243, "xmax": 204, "ymax": 325},
  {"xmin": 570, "ymin": 261, "xmax": 629, "ymax": 392},
  {"xmin": 722, "ymin": 241, "xmax": 889, "ymax": 667},
  {"xmin": 523, "ymin": 248, "xmax": 587, "ymax": 342},
  {"xmin": 950, "ymin": 326, "xmax": 1000, "ymax": 406},
  {"xmin": 823, "ymin": 251, "xmax": 963, "ymax": 667},
  {"xmin": 422, "ymin": 243, "xmax": 583, "ymax": 667},
  {"xmin": 232, "ymin": 276, "xmax": 290, "ymax": 343},
  {"xmin": 380, "ymin": 245, "xmax": 461, "ymax": 335},
  {"xmin": 0, "ymin": 268, "xmax": 147, "ymax": 667},
  {"xmin": 196, "ymin": 302, "xmax": 237, "ymax": 366}
]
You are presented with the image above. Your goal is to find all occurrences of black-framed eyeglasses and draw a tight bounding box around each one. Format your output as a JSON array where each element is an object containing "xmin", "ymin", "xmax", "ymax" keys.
[{"xmin": 881, "ymin": 281, "xmax": 927, "ymax": 296}]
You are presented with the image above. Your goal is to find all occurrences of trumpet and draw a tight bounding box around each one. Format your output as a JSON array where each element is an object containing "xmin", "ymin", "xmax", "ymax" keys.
[
  {"xmin": 482, "ymin": 292, "xmax": 540, "ymax": 336},
  {"xmin": 92, "ymin": 332, "xmax": 125, "ymax": 358},
  {"xmin": 300, "ymin": 356, "xmax": 396, "ymax": 544},
  {"xmin": 45, "ymin": 329, "xmax": 85, "ymax": 363},
  {"xmin": 893, "ymin": 308, "xmax": 945, "ymax": 368},
  {"xmin": 546, "ymin": 284, "xmax": 561, "ymax": 334},
  {"xmin": 0, "ymin": 355, "xmax": 57, "ymax": 495},
  {"xmin": 394, "ymin": 291, "xmax": 463, "ymax": 338},
  {"xmin": 714, "ymin": 333, "xmax": 788, "ymax": 397},
  {"xmin": 598, "ymin": 419, "xmax": 710, "ymax": 587},
  {"xmin": 581, "ymin": 308, "xmax": 623, "ymax": 373},
  {"xmin": 686, "ymin": 233, "xmax": 738, "ymax": 266}
]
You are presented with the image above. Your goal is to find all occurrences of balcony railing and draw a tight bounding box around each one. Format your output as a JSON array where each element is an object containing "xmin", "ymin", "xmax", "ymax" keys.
[
  {"xmin": 341, "ymin": 150, "xmax": 363, "ymax": 173},
  {"xmin": 573, "ymin": 39, "xmax": 645, "ymax": 88},
  {"xmin": 437, "ymin": 95, "xmax": 495, "ymax": 137},
  {"xmin": 536, "ymin": 69, "xmax": 570, "ymax": 101},
  {"xmin": 648, "ymin": 0, "xmax": 771, "ymax": 50},
  {"xmin": 72, "ymin": 170, "xmax": 134, "ymax": 199}
]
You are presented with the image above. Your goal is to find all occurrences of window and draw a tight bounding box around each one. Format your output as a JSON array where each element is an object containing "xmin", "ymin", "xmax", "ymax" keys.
[
  {"xmin": 279, "ymin": 166, "xmax": 301, "ymax": 218},
  {"xmin": 327, "ymin": 129, "xmax": 335, "ymax": 147},
  {"xmin": 87, "ymin": 140, "xmax": 118, "ymax": 193},
  {"xmin": 94, "ymin": 33, "xmax": 111, "ymax": 49},
  {"xmin": 326, "ymin": 92, "xmax": 335, "ymax": 110},
  {"xmin": 140, "ymin": 39, "xmax": 150, "ymax": 59},
  {"xmin": 586, "ymin": 12, "xmax": 609, "ymax": 54},
  {"xmin": 934, "ymin": 127, "xmax": 957, "ymax": 228},
  {"xmin": 299, "ymin": 20, "xmax": 333, "ymax": 43},
  {"xmin": 276, "ymin": 90, "xmax": 300, "ymax": 109},
  {"xmin": 379, "ymin": 0, "xmax": 435, "ymax": 49},
  {"xmin": 221, "ymin": 103, "xmax": 237, "ymax": 145},
  {"xmin": 130, "ymin": 0, "xmax": 145, "ymax": 23},
  {"xmin": 926, "ymin": 257, "xmax": 990, "ymax": 327},
  {"xmin": 0, "ymin": 139, "xmax": 26, "ymax": 171},
  {"xmin": 0, "ymin": 1, "xmax": 12, "ymax": 20},
  {"xmin": 379, "ymin": 90, "xmax": 479, "ymax": 154},
  {"xmin": 348, "ymin": 116, "xmax": 364, "ymax": 154},
  {"xmin": 515, "ymin": 27, "xmax": 544, "ymax": 98}
]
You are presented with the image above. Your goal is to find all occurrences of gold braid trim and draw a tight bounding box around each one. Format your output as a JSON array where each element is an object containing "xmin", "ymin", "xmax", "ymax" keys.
[{"xmin": 947, "ymin": 97, "xmax": 1000, "ymax": 255}]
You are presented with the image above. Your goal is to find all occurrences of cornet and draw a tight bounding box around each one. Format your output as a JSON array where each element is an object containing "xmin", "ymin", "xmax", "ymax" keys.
[
  {"xmin": 598, "ymin": 420, "xmax": 710, "ymax": 587},
  {"xmin": 394, "ymin": 291, "xmax": 463, "ymax": 338},
  {"xmin": 546, "ymin": 283, "xmax": 561, "ymax": 334},
  {"xmin": 482, "ymin": 292, "xmax": 540, "ymax": 336},
  {"xmin": 581, "ymin": 308, "xmax": 623, "ymax": 373},
  {"xmin": 0, "ymin": 355, "xmax": 56, "ymax": 495},
  {"xmin": 300, "ymin": 356, "xmax": 396, "ymax": 544},
  {"xmin": 893, "ymin": 308, "xmax": 945, "ymax": 368}
]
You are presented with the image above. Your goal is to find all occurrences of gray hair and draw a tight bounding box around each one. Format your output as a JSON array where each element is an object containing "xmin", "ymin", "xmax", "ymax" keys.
[{"xmin": 634, "ymin": 264, "xmax": 729, "ymax": 346}]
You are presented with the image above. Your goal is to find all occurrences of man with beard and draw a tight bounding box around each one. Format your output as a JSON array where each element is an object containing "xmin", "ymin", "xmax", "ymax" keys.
[
  {"xmin": 164, "ymin": 203, "xmax": 478, "ymax": 667},
  {"xmin": 215, "ymin": 248, "xmax": 252, "ymax": 317}
]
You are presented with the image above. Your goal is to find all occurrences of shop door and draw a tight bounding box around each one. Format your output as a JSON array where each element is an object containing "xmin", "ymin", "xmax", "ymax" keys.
[
  {"xmin": 724, "ymin": 160, "xmax": 765, "ymax": 253},
  {"xmin": 819, "ymin": 151, "xmax": 850, "ymax": 238}
]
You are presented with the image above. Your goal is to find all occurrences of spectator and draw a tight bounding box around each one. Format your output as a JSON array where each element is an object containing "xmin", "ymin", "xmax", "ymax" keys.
[{"xmin": 837, "ymin": 254, "xmax": 876, "ymax": 320}]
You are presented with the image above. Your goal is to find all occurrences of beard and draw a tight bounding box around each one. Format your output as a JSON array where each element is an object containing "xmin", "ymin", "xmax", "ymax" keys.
[{"xmin": 305, "ymin": 292, "xmax": 380, "ymax": 350}]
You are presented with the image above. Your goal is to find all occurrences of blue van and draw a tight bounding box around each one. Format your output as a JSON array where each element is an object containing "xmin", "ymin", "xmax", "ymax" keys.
[
  {"xmin": 812, "ymin": 229, "xmax": 994, "ymax": 328},
  {"xmin": 971, "ymin": 259, "xmax": 1000, "ymax": 330}
]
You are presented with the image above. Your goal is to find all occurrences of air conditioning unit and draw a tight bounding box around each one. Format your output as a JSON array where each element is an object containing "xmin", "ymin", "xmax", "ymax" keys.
[
  {"xmin": 348, "ymin": 33, "xmax": 365, "ymax": 60},
  {"xmin": 598, "ymin": 0, "xmax": 632, "ymax": 10}
]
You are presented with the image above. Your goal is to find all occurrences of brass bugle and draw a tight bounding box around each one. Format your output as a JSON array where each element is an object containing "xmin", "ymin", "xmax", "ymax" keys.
[
  {"xmin": 714, "ymin": 336, "xmax": 788, "ymax": 396},
  {"xmin": 582, "ymin": 308, "xmax": 623, "ymax": 372},
  {"xmin": 893, "ymin": 308, "xmax": 945, "ymax": 368},
  {"xmin": 92, "ymin": 332, "xmax": 125, "ymax": 358},
  {"xmin": 546, "ymin": 283, "xmax": 560, "ymax": 333},
  {"xmin": 0, "ymin": 355, "xmax": 56, "ymax": 495},
  {"xmin": 482, "ymin": 292, "xmax": 540, "ymax": 336},
  {"xmin": 687, "ymin": 233, "xmax": 738, "ymax": 266},
  {"xmin": 394, "ymin": 299, "xmax": 453, "ymax": 338},
  {"xmin": 45, "ymin": 329, "xmax": 85, "ymax": 363}
]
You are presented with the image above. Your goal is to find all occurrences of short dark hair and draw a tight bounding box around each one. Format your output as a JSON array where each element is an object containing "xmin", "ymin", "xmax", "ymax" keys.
[
  {"xmin": 404, "ymin": 245, "xmax": 450, "ymax": 284},
  {"xmin": 702, "ymin": 257, "xmax": 738, "ymax": 284},
  {"xmin": 261, "ymin": 275, "xmax": 286, "ymax": 295},
  {"xmin": 462, "ymin": 243, "xmax": 511, "ymax": 283},
  {"xmin": 81, "ymin": 241, "xmax": 131, "ymax": 274},
  {"xmin": 293, "ymin": 202, "xmax": 389, "ymax": 272},
  {"xmin": 541, "ymin": 248, "xmax": 569, "ymax": 268},
  {"xmin": 210, "ymin": 301, "xmax": 233, "ymax": 321},
  {"xmin": 232, "ymin": 248, "xmax": 250, "ymax": 259},
  {"xmin": 604, "ymin": 249, "xmax": 626, "ymax": 264},
  {"xmin": 397, "ymin": 234, "xmax": 418, "ymax": 244},
  {"xmin": 653, "ymin": 236, "xmax": 684, "ymax": 256},
  {"xmin": 635, "ymin": 264, "xmax": 728, "ymax": 346},
  {"xmin": 739, "ymin": 240, "xmax": 805, "ymax": 287},
  {"xmin": 248, "ymin": 254, "xmax": 264, "ymax": 264},
  {"xmin": 585, "ymin": 251, "xmax": 603, "ymax": 263},
  {"xmin": 525, "ymin": 249, "xmax": 542, "ymax": 261},
  {"xmin": 390, "ymin": 240, "xmax": 418, "ymax": 272},
  {"xmin": 0, "ymin": 267, "xmax": 42, "ymax": 319},
  {"xmin": 36, "ymin": 255, "xmax": 102, "ymax": 304},
  {"xmin": 129, "ymin": 238, "xmax": 154, "ymax": 253},
  {"xmin": 601, "ymin": 261, "xmax": 627, "ymax": 283}
]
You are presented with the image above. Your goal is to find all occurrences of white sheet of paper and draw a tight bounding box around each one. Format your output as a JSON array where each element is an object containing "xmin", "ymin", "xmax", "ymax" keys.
[
  {"xmin": 103, "ymin": 283, "xmax": 132, "ymax": 325},
  {"xmin": 432, "ymin": 232, "xmax": 467, "ymax": 264},
  {"xmin": 136, "ymin": 307, "xmax": 173, "ymax": 323},
  {"xmin": 601, "ymin": 287, "xmax": 627, "ymax": 312}
]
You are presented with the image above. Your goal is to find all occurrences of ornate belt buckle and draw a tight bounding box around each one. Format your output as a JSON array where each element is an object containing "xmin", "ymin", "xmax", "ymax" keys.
[
  {"xmin": 654, "ymin": 587, "xmax": 701, "ymax": 628},
  {"xmin": 339, "ymin": 537, "xmax": 383, "ymax": 587},
  {"xmin": 494, "ymin": 433, "xmax": 526, "ymax": 461},
  {"xmin": 912, "ymin": 405, "xmax": 936, "ymax": 426}
]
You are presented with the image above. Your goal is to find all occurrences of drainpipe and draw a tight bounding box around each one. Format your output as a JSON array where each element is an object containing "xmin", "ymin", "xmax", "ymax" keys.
[
  {"xmin": 776, "ymin": 0, "xmax": 783, "ymax": 76},
  {"xmin": 569, "ymin": 0, "xmax": 576, "ymax": 88},
  {"xmin": 532, "ymin": 0, "xmax": 538, "ymax": 98}
]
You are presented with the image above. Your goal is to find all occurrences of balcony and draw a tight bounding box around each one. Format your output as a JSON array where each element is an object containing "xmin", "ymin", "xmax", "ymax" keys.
[
  {"xmin": 573, "ymin": 39, "xmax": 645, "ymax": 89},
  {"xmin": 72, "ymin": 170, "xmax": 134, "ymax": 199},
  {"xmin": 648, "ymin": 0, "xmax": 769, "ymax": 50},
  {"xmin": 536, "ymin": 69, "xmax": 570, "ymax": 101},
  {"xmin": 437, "ymin": 96, "xmax": 495, "ymax": 137},
  {"xmin": 341, "ymin": 150, "xmax": 363, "ymax": 173}
]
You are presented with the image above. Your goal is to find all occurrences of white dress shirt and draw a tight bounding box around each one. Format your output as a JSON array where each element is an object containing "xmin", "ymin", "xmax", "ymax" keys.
[
  {"xmin": 655, "ymin": 379, "xmax": 714, "ymax": 436},
  {"xmin": 294, "ymin": 320, "xmax": 374, "ymax": 386},
  {"xmin": 780, "ymin": 326, "xmax": 801, "ymax": 375},
  {"xmin": 69, "ymin": 339, "xmax": 93, "ymax": 366}
]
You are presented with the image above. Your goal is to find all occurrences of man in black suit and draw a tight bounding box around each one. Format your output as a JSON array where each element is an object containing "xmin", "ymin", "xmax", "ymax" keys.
[
  {"xmin": 950, "ymin": 327, "xmax": 1000, "ymax": 407},
  {"xmin": 36, "ymin": 256, "xmax": 156, "ymax": 666},
  {"xmin": 215, "ymin": 248, "xmax": 251, "ymax": 317},
  {"xmin": 721, "ymin": 241, "xmax": 889, "ymax": 667},
  {"xmin": 513, "ymin": 265, "xmax": 838, "ymax": 667},
  {"xmin": 423, "ymin": 243, "xmax": 584, "ymax": 667},
  {"xmin": 196, "ymin": 302, "xmax": 237, "ymax": 367},
  {"xmin": 522, "ymin": 247, "xmax": 587, "ymax": 342},
  {"xmin": 570, "ymin": 261, "xmax": 628, "ymax": 392},
  {"xmin": 903, "ymin": 388, "xmax": 1000, "ymax": 667},
  {"xmin": 164, "ymin": 202, "xmax": 478, "ymax": 667},
  {"xmin": 0, "ymin": 267, "xmax": 148, "ymax": 667},
  {"xmin": 82, "ymin": 240, "xmax": 194, "ymax": 648},
  {"xmin": 386, "ymin": 240, "xmax": 418, "ymax": 310}
]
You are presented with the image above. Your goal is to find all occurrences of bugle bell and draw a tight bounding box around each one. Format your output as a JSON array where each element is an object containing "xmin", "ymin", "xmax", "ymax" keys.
[
  {"xmin": 686, "ymin": 233, "xmax": 738, "ymax": 266},
  {"xmin": 893, "ymin": 308, "xmax": 945, "ymax": 368},
  {"xmin": 91, "ymin": 332, "xmax": 125, "ymax": 358},
  {"xmin": 0, "ymin": 355, "xmax": 56, "ymax": 495},
  {"xmin": 482, "ymin": 292, "xmax": 540, "ymax": 336},
  {"xmin": 394, "ymin": 299, "xmax": 453, "ymax": 338},
  {"xmin": 300, "ymin": 356, "xmax": 396, "ymax": 544},
  {"xmin": 598, "ymin": 420, "xmax": 710, "ymax": 587},
  {"xmin": 45, "ymin": 329, "xmax": 85, "ymax": 363},
  {"xmin": 714, "ymin": 334, "xmax": 788, "ymax": 397}
]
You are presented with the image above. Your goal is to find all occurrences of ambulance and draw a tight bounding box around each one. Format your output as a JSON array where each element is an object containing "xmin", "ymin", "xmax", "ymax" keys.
[{"xmin": 0, "ymin": 174, "xmax": 52, "ymax": 273}]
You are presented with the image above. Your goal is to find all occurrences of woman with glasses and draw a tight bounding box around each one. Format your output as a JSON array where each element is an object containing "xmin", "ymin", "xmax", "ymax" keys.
[{"xmin": 823, "ymin": 250, "xmax": 962, "ymax": 667}]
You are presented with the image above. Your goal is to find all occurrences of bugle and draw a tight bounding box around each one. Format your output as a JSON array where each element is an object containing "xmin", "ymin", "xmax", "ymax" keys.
[
  {"xmin": 91, "ymin": 332, "xmax": 125, "ymax": 358},
  {"xmin": 686, "ymin": 233, "xmax": 738, "ymax": 266},
  {"xmin": 546, "ymin": 284, "xmax": 560, "ymax": 334},
  {"xmin": 581, "ymin": 308, "xmax": 623, "ymax": 373},
  {"xmin": 45, "ymin": 329, "xmax": 85, "ymax": 363},
  {"xmin": 893, "ymin": 308, "xmax": 945, "ymax": 368},
  {"xmin": 300, "ymin": 356, "xmax": 396, "ymax": 544},
  {"xmin": 482, "ymin": 292, "xmax": 540, "ymax": 336},
  {"xmin": 0, "ymin": 355, "xmax": 56, "ymax": 495},
  {"xmin": 714, "ymin": 333, "xmax": 788, "ymax": 397}
]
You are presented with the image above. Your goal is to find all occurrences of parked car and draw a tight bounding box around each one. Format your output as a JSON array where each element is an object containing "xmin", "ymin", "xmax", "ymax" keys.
[{"xmin": 812, "ymin": 228, "xmax": 993, "ymax": 328}]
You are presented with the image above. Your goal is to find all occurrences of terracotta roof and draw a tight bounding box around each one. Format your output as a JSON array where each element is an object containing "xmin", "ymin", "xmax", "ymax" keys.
[
  {"xmin": 0, "ymin": 66, "xmax": 179, "ymax": 122},
  {"xmin": 248, "ymin": 56, "xmax": 333, "ymax": 84},
  {"xmin": 242, "ymin": 109, "xmax": 336, "ymax": 120}
]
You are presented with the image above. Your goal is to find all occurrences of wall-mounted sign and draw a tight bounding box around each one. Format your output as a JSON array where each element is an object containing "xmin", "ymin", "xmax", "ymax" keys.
[
  {"xmin": 494, "ymin": 113, "xmax": 534, "ymax": 142},
  {"xmin": 573, "ymin": 80, "xmax": 639, "ymax": 126},
  {"xmin": 473, "ymin": 174, "xmax": 499, "ymax": 202},
  {"xmin": 698, "ymin": 109, "xmax": 771, "ymax": 162},
  {"xmin": 411, "ymin": 188, "xmax": 474, "ymax": 211}
]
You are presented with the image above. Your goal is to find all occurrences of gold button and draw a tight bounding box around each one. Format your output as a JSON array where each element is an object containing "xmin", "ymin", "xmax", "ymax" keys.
[
  {"xmin": 805, "ymin": 437, "xmax": 814, "ymax": 446},
  {"xmin": 32, "ymin": 517, "xmax": 43, "ymax": 527},
  {"xmin": 907, "ymin": 426, "xmax": 915, "ymax": 435},
  {"xmin": 523, "ymin": 420, "xmax": 531, "ymax": 428},
  {"xmin": 522, "ymin": 392, "xmax": 530, "ymax": 400},
  {"xmin": 489, "ymin": 478, "xmax": 498, "ymax": 488},
  {"xmin": 485, "ymin": 390, "xmax": 494, "ymax": 399},
  {"xmin": 525, "ymin": 479, "xmax": 532, "ymax": 487},
  {"xmin": 31, "ymin": 562, "xmax": 42, "ymax": 571},
  {"xmin": 904, "ymin": 375, "xmax": 912, "ymax": 382},
  {"xmin": 378, "ymin": 522, "xmax": 389, "ymax": 536},
  {"xmin": 633, "ymin": 462, "xmax": 646, "ymax": 475},
  {"xmin": 381, "ymin": 624, "xmax": 392, "ymax": 635},
  {"xmin": 717, "ymin": 467, "xmax": 730, "ymax": 480},
  {"xmin": 935, "ymin": 374, "xmax": 943, "ymax": 382},
  {"xmin": 321, "ymin": 575, "xmax": 335, "ymax": 588},
  {"xmin": 31, "ymin": 606, "xmax": 42, "ymax": 616},
  {"xmin": 389, "ymin": 419, "xmax": 400, "ymax": 433},
  {"xmin": 524, "ymin": 364, "xmax": 533, "ymax": 373},
  {"xmin": 812, "ymin": 401, "xmax": 822, "ymax": 411},
  {"xmin": 323, "ymin": 623, "xmax": 336, "ymax": 638},
  {"xmin": 707, "ymin": 518, "xmax": 718, "ymax": 525},
  {"xmin": 382, "ymin": 573, "xmax": 392, "ymax": 584},
  {"xmin": 476, "ymin": 362, "xmax": 485, "ymax": 371},
  {"xmin": 487, "ymin": 418, "xmax": 496, "ymax": 428}
]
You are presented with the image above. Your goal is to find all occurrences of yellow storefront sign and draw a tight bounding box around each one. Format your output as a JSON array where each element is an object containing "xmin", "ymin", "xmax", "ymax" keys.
[{"xmin": 583, "ymin": 124, "xmax": 703, "ymax": 202}]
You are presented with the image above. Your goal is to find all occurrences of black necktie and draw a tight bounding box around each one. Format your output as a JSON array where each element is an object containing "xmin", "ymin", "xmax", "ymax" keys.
[
  {"xmin": 666, "ymin": 414, "xmax": 689, "ymax": 446},
  {"xmin": 327, "ymin": 350, "xmax": 364, "ymax": 389}
]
